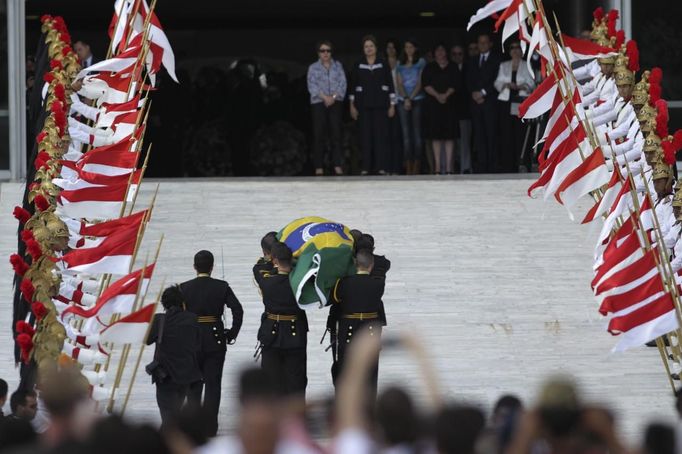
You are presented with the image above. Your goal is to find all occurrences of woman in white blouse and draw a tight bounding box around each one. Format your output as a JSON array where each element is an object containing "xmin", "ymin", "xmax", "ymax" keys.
[{"xmin": 494, "ymin": 40, "xmax": 536, "ymax": 172}]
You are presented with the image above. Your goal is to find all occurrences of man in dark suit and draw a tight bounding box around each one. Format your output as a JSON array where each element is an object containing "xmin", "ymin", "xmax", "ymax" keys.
[
  {"xmin": 254, "ymin": 242, "xmax": 308, "ymax": 398},
  {"xmin": 147, "ymin": 286, "xmax": 202, "ymax": 429},
  {"xmin": 451, "ymin": 44, "xmax": 473, "ymax": 174},
  {"xmin": 331, "ymin": 249, "xmax": 385, "ymax": 397},
  {"xmin": 466, "ymin": 33, "xmax": 501, "ymax": 173},
  {"xmin": 181, "ymin": 250, "xmax": 244, "ymax": 436}
]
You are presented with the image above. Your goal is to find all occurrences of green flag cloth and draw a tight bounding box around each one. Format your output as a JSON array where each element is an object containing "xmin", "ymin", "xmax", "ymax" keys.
[{"xmin": 278, "ymin": 216, "xmax": 355, "ymax": 308}]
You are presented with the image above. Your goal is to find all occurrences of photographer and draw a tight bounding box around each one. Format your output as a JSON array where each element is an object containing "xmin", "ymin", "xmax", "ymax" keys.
[{"xmin": 147, "ymin": 286, "xmax": 202, "ymax": 429}]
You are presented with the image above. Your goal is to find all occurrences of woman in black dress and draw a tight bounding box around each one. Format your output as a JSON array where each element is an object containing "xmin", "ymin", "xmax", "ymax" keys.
[{"xmin": 422, "ymin": 43, "xmax": 460, "ymax": 174}]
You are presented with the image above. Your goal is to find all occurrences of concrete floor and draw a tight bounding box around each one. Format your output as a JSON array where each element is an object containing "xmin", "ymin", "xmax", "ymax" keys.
[{"xmin": 0, "ymin": 177, "xmax": 676, "ymax": 442}]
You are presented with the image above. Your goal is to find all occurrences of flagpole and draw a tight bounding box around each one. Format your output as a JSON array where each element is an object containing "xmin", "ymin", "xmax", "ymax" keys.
[
  {"xmin": 119, "ymin": 102, "xmax": 151, "ymax": 217},
  {"xmin": 605, "ymin": 140, "xmax": 682, "ymax": 389},
  {"xmin": 120, "ymin": 275, "xmax": 165, "ymax": 416},
  {"xmin": 532, "ymin": 0, "xmax": 681, "ymax": 383},
  {"xmin": 106, "ymin": 0, "xmax": 129, "ymax": 59},
  {"xmin": 126, "ymin": 143, "xmax": 152, "ymax": 215},
  {"xmin": 105, "ymin": 257, "xmax": 150, "ymax": 413}
]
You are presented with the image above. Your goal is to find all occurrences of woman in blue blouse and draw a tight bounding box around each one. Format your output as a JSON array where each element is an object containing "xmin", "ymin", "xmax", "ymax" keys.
[
  {"xmin": 396, "ymin": 39, "xmax": 426, "ymax": 175},
  {"xmin": 307, "ymin": 40, "xmax": 347, "ymax": 176}
]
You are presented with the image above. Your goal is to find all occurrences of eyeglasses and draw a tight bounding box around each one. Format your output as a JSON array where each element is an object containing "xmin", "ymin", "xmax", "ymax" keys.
[{"xmin": 319, "ymin": 49, "xmax": 332, "ymax": 53}]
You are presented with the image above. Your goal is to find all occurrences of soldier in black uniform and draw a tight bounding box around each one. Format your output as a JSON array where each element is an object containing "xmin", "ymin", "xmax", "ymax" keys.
[
  {"xmin": 327, "ymin": 231, "xmax": 391, "ymax": 385},
  {"xmin": 254, "ymin": 242, "xmax": 308, "ymax": 398},
  {"xmin": 181, "ymin": 250, "xmax": 244, "ymax": 436},
  {"xmin": 331, "ymin": 249, "xmax": 385, "ymax": 397}
]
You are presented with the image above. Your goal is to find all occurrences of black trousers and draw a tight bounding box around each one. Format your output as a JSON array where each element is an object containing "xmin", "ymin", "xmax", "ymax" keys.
[
  {"xmin": 261, "ymin": 347, "xmax": 307, "ymax": 398},
  {"xmin": 156, "ymin": 380, "xmax": 202, "ymax": 429},
  {"xmin": 359, "ymin": 108, "xmax": 389, "ymax": 172},
  {"xmin": 311, "ymin": 102, "xmax": 344, "ymax": 168},
  {"xmin": 188, "ymin": 350, "xmax": 225, "ymax": 436},
  {"xmin": 471, "ymin": 99, "xmax": 498, "ymax": 173},
  {"xmin": 388, "ymin": 115, "xmax": 403, "ymax": 173},
  {"xmin": 497, "ymin": 102, "xmax": 526, "ymax": 173}
]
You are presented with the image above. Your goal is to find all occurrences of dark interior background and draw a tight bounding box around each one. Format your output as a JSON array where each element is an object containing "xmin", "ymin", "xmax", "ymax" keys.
[{"xmin": 17, "ymin": 0, "xmax": 682, "ymax": 176}]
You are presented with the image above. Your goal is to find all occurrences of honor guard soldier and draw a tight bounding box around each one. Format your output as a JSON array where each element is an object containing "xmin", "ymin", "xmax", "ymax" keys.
[
  {"xmin": 355, "ymin": 233, "xmax": 390, "ymax": 325},
  {"xmin": 181, "ymin": 250, "xmax": 244, "ymax": 436},
  {"xmin": 254, "ymin": 242, "xmax": 308, "ymax": 398},
  {"xmin": 331, "ymin": 249, "xmax": 385, "ymax": 397},
  {"xmin": 253, "ymin": 231, "xmax": 278, "ymax": 280}
]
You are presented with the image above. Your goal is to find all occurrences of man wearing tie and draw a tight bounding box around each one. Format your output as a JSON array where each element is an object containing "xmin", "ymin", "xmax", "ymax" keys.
[
  {"xmin": 466, "ymin": 33, "xmax": 501, "ymax": 173},
  {"xmin": 74, "ymin": 40, "xmax": 95, "ymax": 68}
]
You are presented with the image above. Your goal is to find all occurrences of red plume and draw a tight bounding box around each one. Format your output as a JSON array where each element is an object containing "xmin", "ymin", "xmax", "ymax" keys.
[
  {"xmin": 43, "ymin": 72, "xmax": 55, "ymax": 84},
  {"xmin": 20, "ymin": 279, "xmax": 35, "ymax": 303},
  {"xmin": 615, "ymin": 30, "xmax": 625, "ymax": 50},
  {"xmin": 31, "ymin": 302, "xmax": 48, "ymax": 320},
  {"xmin": 607, "ymin": 10, "xmax": 619, "ymax": 37},
  {"xmin": 54, "ymin": 84, "xmax": 66, "ymax": 103},
  {"xmin": 49, "ymin": 59, "xmax": 63, "ymax": 71},
  {"xmin": 40, "ymin": 14, "xmax": 52, "ymax": 23},
  {"xmin": 649, "ymin": 82, "xmax": 662, "ymax": 104},
  {"xmin": 593, "ymin": 7, "xmax": 604, "ymax": 21},
  {"xmin": 13, "ymin": 206, "xmax": 31, "ymax": 224},
  {"xmin": 673, "ymin": 130, "xmax": 682, "ymax": 150},
  {"xmin": 626, "ymin": 40, "xmax": 639, "ymax": 72},
  {"xmin": 36, "ymin": 131, "xmax": 47, "ymax": 144},
  {"xmin": 16, "ymin": 333, "xmax": 33, "ymax": 363},
  {"xmin": 20, "ymin": 230, "xmax": 35, "ymax": 244},
  {"xmin": 662, "ymin": 141, "xmax": 676, "ymax": 166},
  {"xmin": 16, "ymin": 320, "xmax": 35, "ymax": 337},
  {"xmin": 61, "ymin": 46, "xmax": 72, "ymax": 57},
  {"xmin": 10, "ymin": 254, "xmax": 30, "ymax": 276},
  {"xmin": 649, "ymin": 67, "xmax": 663, "ymax": 85},
  {"xmin": 34, "ymin": 194, "xmax": 49, "ymax": 212},
  {"xmin": 26, "ymin": 239, "xmax": 43, "ymax": 261},
  {"xmin": 655, "ymin": 99, "xmax": 669, "ymax": 138}
]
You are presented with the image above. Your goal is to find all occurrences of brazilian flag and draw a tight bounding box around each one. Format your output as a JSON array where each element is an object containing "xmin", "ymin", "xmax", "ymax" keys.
[{"xmin": 278, "ymin": 217, "xmax": 355, "ymax": 308}]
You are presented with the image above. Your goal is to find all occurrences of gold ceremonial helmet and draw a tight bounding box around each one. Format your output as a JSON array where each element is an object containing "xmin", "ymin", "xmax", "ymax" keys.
[
  {"xmin": 652, "ymin": 160, "xmax": 672, "ymax": 181},
  {"xmin": 597, "ymin": 36, "xmax": 617, "ymax": 65},
  {"xmin": 639, "ymin": 103, "xmax": 656, "ymax": 132},
  {"xmin": 674, "ymin": 178, "xmax": 682, "ymax": 208},
  {"xmin": 614, "ymin": 47, "xmax": 635, "ymax": 88},
  {"xmin": 644, "ymin": 142, "xmax": 662, "ymax": 167},
  {"xmin": 632, "ymin": 70, "xmax": 650, "ymax": 109}
]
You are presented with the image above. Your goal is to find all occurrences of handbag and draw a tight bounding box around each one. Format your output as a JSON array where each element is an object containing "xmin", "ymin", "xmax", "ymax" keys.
[{"xmin": 145, "ymin": 314, "xmax": 169, "ymax": 384}]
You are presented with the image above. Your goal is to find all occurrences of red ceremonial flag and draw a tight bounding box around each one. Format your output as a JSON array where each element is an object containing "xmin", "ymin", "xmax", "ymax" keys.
[
  {"xmin": 80, "ymin": 210, "xmax": 148, "ymax": 237},
  {"xmin": 594, "ymin": 247, "xmax": 658, "ymax": 296},
  {"xmin": 99, "ymin": 303, "xmax": 156, "ymax": 346},
  {"xmin": 538, "ymin": 89, "xmax": 581, "ymax": 164},
  {"xmin": 57, "ymin": 181, "xmax": 130, "ymax": 220},
  {"xmin": 592, "ymin": 231, "xmax": 644, "ymax": 287},
  {"xmin": 467, "ymin": 0, "xmax": 513, "ymax": 30},
  {"xmin": 599, "ymin": 273, "xmax": 665, "ymax": 315},
  {"xmin": 519, "ymin": 69, "xmax": 559, "ymax": 120},
  {"xmin": 582, "ymin": 168, "xmax": 622, "ymax": 224},
  {"xmin": 60, "ymin": 223, "xmax": 139, "ymax": 275},
  {"xmin": 62, "ymin": 264, "xmax": 155, "ymax": 320},
  {"xmin": 561, "ymin": 34, "xmax": 617, "ymax": 61},
  {"xmin": 528, "ymin": 123, "xmax": 586, "ymax": 198},
  {"xmin": 554, "ymin": 145, "xmax": 609, "ymax": 207},
  {"xmin": 607, "ymin": 292, "xmax": 675, "ymax": 334}
]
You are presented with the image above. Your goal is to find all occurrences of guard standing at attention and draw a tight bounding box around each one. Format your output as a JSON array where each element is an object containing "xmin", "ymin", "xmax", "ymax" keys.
[
  {"xmin": 181, "ymin": 250, "xmax": 244, "ymax": 436},
  {"xmin": 254, "ymin": 242, "xmax": 308, "ymax": 398},
  {"xmin": 331, "ymin": 249, "xmax": 385, "ymax": 397}
]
